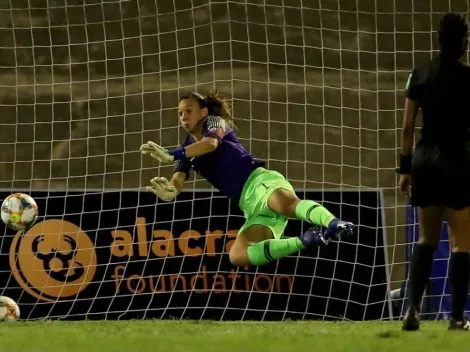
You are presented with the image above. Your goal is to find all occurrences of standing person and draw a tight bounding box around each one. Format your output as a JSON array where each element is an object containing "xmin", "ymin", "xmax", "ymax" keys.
[
  {"xmin": 141, "ymin": 90, "xmax": 354, "ymax": 268},
  {"xmin": 399, "ymin": 13, "xmax": 470, "ymax": 331}
]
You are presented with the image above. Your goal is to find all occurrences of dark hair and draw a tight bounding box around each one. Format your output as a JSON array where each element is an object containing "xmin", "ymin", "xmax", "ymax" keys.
[
  {"xmin": 180, "ymin": 89, "xmax": 234, "ymax": 128},
  {"xmin": 438, "ymin": 13, "xmax": 468, "ymax": 60}
]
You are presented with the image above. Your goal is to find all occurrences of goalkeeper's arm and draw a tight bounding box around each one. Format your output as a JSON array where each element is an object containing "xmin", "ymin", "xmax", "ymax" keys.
[{"xmin": 170, "ymin": 171, "xmax": 186, "ymax": 195}]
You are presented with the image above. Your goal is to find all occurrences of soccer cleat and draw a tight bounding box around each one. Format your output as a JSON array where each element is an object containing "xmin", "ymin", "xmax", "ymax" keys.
[
  {"xmin": 299, "ymin": 226, "xmax": 328, "ymax": 247},
  {"xmin": 402, "ymin": 306, "xmax": 420, "ymax": 331},
  {"xmin": 323, "ymin": 218, "xmax": 355, "ymax": 242},
  {"xmin": 448, "ymin": 319, "xmax": 470, "ymax": 331}
]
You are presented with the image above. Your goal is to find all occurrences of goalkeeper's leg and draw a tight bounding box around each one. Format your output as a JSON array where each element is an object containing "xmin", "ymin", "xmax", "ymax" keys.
[
  {"xmin": 230, "ymin": 171, "xmax": 354, "ymax": 267},
  {"xmin": 229, "ymin": 224, "xmax": 326, "ymax": 267},
  {"xmin": 267, "ymin": 188, "xmax": 354, "ymax": 242}
]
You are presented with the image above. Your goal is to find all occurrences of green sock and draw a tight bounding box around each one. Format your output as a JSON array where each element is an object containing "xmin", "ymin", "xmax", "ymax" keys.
[
  {"xmin": 246, "ymin": 237, "xmax": 305, "ymax": 266},
  {"xmin": 295, "ymin": 200, "xmax": 335, "ymax": 227}
]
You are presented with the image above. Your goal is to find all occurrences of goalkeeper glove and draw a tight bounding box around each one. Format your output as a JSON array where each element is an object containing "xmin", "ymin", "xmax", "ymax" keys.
[
  {"xmin": 146, "ymin": 177, "xmax": 178, "ymax": 201},
  {"xmin": 140, "ymin": 141, "xmax": 186, "ymax": 164}
]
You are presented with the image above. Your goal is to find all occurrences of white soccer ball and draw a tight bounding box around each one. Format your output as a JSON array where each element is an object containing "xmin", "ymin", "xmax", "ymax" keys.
[
  {"xmin": 0, "ymin": 296, "xmax": 20, "ymax": 321},
  {"xmin": 1, "ymin": 193, "xmax": 38, "ymax": 231}
]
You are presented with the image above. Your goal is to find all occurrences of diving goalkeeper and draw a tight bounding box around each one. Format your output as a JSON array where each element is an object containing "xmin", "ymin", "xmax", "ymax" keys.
[{"xmin": 140, "ymin": 91, "xmax": 354, "ymax": 267}]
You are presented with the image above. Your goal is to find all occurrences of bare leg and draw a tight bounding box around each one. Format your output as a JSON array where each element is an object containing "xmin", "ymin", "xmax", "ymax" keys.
[{"xmin": 229, "ymin": 225, "xmax": 273, "ymax": 267}]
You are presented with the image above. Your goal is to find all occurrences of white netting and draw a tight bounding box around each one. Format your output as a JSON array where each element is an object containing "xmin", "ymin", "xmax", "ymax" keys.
[{"xmin": 0, "ymin": 0, "xmax": 464, "ymax": 321}]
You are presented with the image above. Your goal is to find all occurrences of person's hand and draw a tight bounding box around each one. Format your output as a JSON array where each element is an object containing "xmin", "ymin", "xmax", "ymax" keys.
[
  {"xmin": 146, "ymin": 177, "xmax": 178, "ymax": 201},
  {"xmin": 140, "ymin": 141, "xmax": 174, "ymax": 164},
  {"xmin": 399, "ymin": 174, "xmax": 412, "ymax": 198}
]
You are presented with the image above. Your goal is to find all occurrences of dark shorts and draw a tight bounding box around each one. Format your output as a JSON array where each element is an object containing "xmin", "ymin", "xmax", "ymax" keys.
[{"xmin": 411, "ymin": 144, "xmax": 470, "ymax": 209}]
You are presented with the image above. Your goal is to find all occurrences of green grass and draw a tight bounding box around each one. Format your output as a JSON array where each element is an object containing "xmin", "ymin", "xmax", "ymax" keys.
[{"xmin": 0, "ymin": 320, "xmax": 467, "ymax": 352}]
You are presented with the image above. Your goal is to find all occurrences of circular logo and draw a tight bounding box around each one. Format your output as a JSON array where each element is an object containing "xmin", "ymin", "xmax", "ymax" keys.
[{"xmin": 9, "ymin": 220, "xmax": 97, "ymax": 302}]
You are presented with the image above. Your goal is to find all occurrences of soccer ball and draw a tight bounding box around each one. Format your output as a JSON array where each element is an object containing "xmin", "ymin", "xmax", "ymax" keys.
[
  {"xmin": 1, "ymin": 193, "xmax": 38, "ymax": 231},
  {"xmin": 0, "ymin": 296, "xmax": 20, "ymax": 321}
]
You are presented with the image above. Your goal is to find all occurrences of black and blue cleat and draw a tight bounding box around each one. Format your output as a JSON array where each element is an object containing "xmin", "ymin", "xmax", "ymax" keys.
[
  {"xmin": 323, "ymin": 218, "xmax": 355, "ymax": 243},
  {"xmin": 299, "ymin": 219, "xmax": 355, "ymax": 248}
]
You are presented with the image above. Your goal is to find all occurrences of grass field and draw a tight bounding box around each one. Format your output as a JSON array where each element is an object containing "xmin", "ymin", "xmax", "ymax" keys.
[{"xmin": 0, "ymin": 320, "xmax": 467, "ymax": 352}]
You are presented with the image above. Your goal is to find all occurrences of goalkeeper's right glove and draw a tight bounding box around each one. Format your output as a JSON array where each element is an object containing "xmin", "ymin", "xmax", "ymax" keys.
[
  {"xmin": 146, "ymin": 177, "xmax": 178, "ymax": 201},
  {"xmin": 140, "ymin": 141, "xmax": 175, "ymax": 164}
]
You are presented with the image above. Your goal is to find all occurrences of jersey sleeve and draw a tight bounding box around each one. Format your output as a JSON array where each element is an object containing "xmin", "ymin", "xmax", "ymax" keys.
[
  {"xmin": 203, "ymin": 115, "xmax": 226, "ymax": 143},
  {"xmin": 173, "ymin": 157, "xmax": 191, "ymax": 180},
  {"xmin": 405, "ymin": 69, "xmax": 421, "ymax": 101},
  {"xmin": 173, "ymin": 138, "xmax": 192, "ymax": 180}
]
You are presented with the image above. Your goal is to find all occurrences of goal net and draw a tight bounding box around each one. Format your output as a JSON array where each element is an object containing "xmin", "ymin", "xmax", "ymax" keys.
[{"xmin": 0, "ymin": 0, "xmax": 460, "ymax": 321}]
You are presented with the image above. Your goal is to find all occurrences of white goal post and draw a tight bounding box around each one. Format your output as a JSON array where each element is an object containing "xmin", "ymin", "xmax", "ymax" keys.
[{"xmin": 0, "ymin": 0, "xmax": 463, "ymax": 321}]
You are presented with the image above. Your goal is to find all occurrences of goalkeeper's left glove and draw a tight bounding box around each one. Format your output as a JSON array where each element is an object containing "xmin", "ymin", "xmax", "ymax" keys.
[
  {"xmin": 146, "ymin": 177, "xmax": 178, "ymax": 201},
  {"xmin": 140, "ymin": 141, "xmax": 186, "ymax": 164}
]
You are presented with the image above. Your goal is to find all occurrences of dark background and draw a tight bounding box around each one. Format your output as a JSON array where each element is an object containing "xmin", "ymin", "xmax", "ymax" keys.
[{"xmin": 0, "ymin": 0, "xmax": 467, "ymax": 289}]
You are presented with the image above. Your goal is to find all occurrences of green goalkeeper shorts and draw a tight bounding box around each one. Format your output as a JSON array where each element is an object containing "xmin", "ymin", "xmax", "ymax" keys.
[{"xmin": 238, "ymin": 167, "xmax": 295, "ymax": 240}]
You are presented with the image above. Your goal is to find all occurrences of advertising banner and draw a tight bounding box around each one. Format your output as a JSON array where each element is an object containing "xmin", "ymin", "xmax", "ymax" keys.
[{"xmin": 1, "ymin": 190, "xmax": 389, "ymax": 321}]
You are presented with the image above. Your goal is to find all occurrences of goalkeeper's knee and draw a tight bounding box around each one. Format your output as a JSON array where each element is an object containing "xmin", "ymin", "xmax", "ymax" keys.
[{"xmin": 229, "ymin": 245, "xmax": 251, "ymax": 267}]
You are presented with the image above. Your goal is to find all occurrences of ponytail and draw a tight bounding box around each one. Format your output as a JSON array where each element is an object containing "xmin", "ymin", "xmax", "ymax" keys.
[
  {"xmin": 204, "ymin": 90, "xmax": 234, "ymax": 128},
  {"xmin": 438, "ymin": 13, "xmax": 468, "ymax": 61}
]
